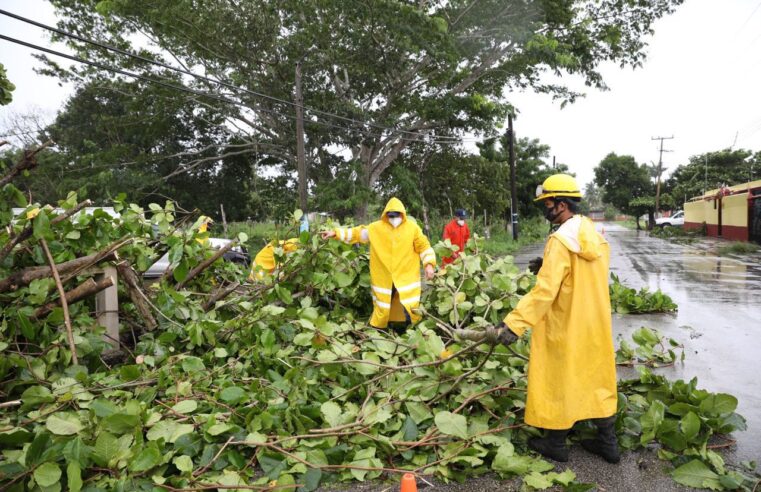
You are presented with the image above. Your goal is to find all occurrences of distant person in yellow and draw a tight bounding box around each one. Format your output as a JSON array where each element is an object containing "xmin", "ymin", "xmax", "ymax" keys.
[
  {"xmin": 320, "ymin": 197, "xmax": 436, "ymax": 328},
  {"xmin": 491, "ymin": 174, "xmax": 619, "ymax": 464},
  {"xmin": 249, "ymin": 238, "xmax": 299, "ymax": 280}
]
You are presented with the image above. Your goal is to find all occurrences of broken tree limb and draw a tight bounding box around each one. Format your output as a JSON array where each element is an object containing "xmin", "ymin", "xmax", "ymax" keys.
[
  {"xmin": 0, "ymin": 199, "xmax": 92, "ymax": 264},
  {"xmin": 176, "ymin": 240, "xmax": 238, "ymax": 290},
  {"xmin": 59, "ymin": 237, "xmax": 131, "ymax": 284},
  {"xmin": 116, "ymin": 261, "xmax": 157, "ymax": 330},
  {"xmin": 0, "ymin": 139, "xmax": 54, "ymax": 187},
  {"xmin": 203, "ymin": 281, "xmax": 241, "ymax": 311},
  {"xmin": 32, "ymin": 276, "xmax": 114, "ymax": 320},
  {"xmin": 0, "ymin": 237, "xmax": 130, "ymax": 293},
  {"xmin": 40, "ymin": 238, "xmax": 78, "ymax": 365}
]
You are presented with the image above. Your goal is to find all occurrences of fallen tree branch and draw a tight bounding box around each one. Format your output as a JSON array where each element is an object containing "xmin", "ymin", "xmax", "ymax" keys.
[
  {"xmin": 0, "ymin": 139, "xmax": 53, "ymax": 187},
  {"xmin": 116, "ymin": 261, "xmax": 157, "ymax": 330},
  {"xmin": 40, "ymin": 238, "xmax": 78, "ymax": 365},
  {"xmin": 176, "ymin": 239, "xmax": 238, "ymax": 290},
  {"xmin": 0, "ymin": 237, "xmax": 129, "ymax": 293},
  {"xmin": 0, "ymin": 199, "xmax": 92, "ymax": 264},
  {"xmin": 203, "ymin": 281, "xmax": 241, "ymax": 311},
  {"xmin": 32, "ymin": 276, "xmax": 114, "ymax": 320}
]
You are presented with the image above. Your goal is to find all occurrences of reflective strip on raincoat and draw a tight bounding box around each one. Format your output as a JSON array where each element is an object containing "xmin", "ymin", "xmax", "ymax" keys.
[
  {"xmin": 334, "ymin": 197, "xmax": 436, "ymax": 328},
  {"xmin": 505, "ymin": 215, "xmax": 617, "ymax": 430}
]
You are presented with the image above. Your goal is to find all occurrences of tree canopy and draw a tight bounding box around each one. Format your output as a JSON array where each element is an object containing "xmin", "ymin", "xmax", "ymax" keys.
[{"xmin": 36, "ymin": 0, "xmax": 683, "ymax": 218}]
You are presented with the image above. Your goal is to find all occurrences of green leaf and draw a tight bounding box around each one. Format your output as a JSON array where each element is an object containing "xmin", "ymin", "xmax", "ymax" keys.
[
  {"xmin": 94, "ymin": 432, "xmax": 119, "ymax": 464},
  {"xmin": 320, "ymin": 401, "xmax": 343, "ymax": 427},
  {"xmin": 146, "ymin": 420, "xmax": 194, "ymax": 443},
  {"xmin": 680, "ymin": 412, "xmax": 701, "ymax": 441},
  {"xmin": 173, "ymin": 455, "xmax": 193, "ymax": 473},
  {"xmin": 172, "ymin": 400, "xmax": 198, "ymax": 414},
  {"xmin": 119, "ymin": 365, "xmax": 141, "ymax": 382},
  {"xmin": 207, "ymin": 423, "xmax": 234, "ymax": 436},
  {"xmin": 33, "ymin": 462, "xmax": 62, "ymax": 488},
  {"xmin": 46, "ymin": 413, "xmax": 85, "ymax": 435},
  {"xmin": 220, "ymin": 386, "xmax": 246, "ymax": 405},
  {"xmin": 0, "ymin": 428, "xmax": 32, "ymax": 446},
  {"xmin": 181, "ymin": 356, "xmax": 205, "ymax": 373},
  {"xmin": 524, "ymin": 471, "xmax": 553, "ymax": 489},
  {"xmin": 434, "ymin": 411, "xmax": 468, "ymax": 439},
  {"xmin": 33, "ymin": 210, "xmax": 52, "ymax": 240},
  {"xmin": 300, "ymin": 468, "xmax": 323, "ymax": 492},
  {"xmin": 671, "ymin": 460, "xmax": 722, "ymax": 490},
  {"xmin": 20, "ymin": 385, "xmax": 54, "ymax": 409},
  {"xmin": 129, "ymin": 444, "xmax": 161, "ymax": 472},
  {"xmin": 101, "ymin": 413, "xmax": 141, "ymax": 434},
  {"xmin": 67, "ymin": 461, "xmax": 83, "ymax": 492},
  {"xmin": 699, "ymin": 393, "xmax": 738, "ymax": 415}
]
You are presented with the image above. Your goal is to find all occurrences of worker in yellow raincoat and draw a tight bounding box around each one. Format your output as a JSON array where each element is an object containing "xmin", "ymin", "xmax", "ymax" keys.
[
  {"xmin": 249, "ymin": 238, "xmax": 299, "ymax": 280},
  {"xmin": 493, "ymin": 174, "xmax": 619, "ymax": 464},
  {"xmin": 320, "ymin": 197, "xmax": 436, "ymax": 328}
]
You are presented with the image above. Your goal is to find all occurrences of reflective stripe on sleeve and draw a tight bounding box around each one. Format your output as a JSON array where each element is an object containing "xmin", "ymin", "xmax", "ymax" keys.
[
  {"xmin": 360, "ymin": 229, "xmax": 369, "ymax": 242},
  {"xmin": 419, "ymin": 248, "xmax": 434, "ymax": 260},
  {"xmin": 372, "ymin": 294, "xmax": 391, "ymax": 309},
  {"xmin": 400, "ymin": 295, "xmax": 421, "ymax": 305}
]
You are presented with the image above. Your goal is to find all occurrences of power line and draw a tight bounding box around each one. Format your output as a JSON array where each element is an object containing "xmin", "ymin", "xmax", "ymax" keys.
[
  {"xmin": 1, "ymin": 33, "xmax": 474, "ymax": 147},
  {"xmin": 0, "ymin": 8, "xmax": 469, "ymax": 143}
]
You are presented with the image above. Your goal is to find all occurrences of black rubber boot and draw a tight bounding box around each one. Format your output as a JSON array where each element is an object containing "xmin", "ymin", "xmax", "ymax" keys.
[
  {"xmin": 581, "ymin": 416, "xmax": 621, "ymax": 464},
  {"xmin": 528, "ymin": 429, "xmax": 570, "ymax": 462}
]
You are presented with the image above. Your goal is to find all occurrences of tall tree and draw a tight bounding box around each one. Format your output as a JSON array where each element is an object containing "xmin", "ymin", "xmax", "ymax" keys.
[
  {"xmin": 44, "ymin": 0, "xmax": 683, "ymax": 217},
  {"xmin": 594, "ymin": 152, "xmax": 654, "ymax": 229},
  {"xmin": 665, "ymin": 149, "xmax": 759, "ymax": 205}
]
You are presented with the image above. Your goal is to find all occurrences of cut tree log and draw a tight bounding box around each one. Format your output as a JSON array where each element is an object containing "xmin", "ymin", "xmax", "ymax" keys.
[
  {"xmin": 116, "ymin": 261, "xmax": 157, "ymax": 330},
  {"xmin": 32, "ymin": 275, "xmax": 114, "ymax": 319},
  {"xmin": 176, "ymin": 239, "xmax": 238, "ymax": 290},
  {"xmin": 0, "ymin": 199, "xmax": 92, "ymax": 264},
  {"xmin": 0, "ymin": 237, "xmax": 130, "ymax": 293},
  {"xmin": 0, "ymin": 140, "xmax": 53, "ymax": 187}
]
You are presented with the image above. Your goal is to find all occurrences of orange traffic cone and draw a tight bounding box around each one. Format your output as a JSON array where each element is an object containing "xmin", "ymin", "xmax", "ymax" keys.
[{"xmin": 400, "ymin": 473, "xmax": 418, "ymax": 492}]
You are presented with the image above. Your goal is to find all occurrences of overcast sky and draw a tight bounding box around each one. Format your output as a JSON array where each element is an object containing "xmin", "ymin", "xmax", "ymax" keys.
[{"xmin": 2, "ymin": 0, "xmax": 761, "ymax": 188}]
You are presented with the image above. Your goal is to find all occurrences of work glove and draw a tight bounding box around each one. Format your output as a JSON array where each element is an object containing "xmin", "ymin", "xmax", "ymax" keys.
[
  {"xmin": 528, "ymin": 256, "xmax": 543, "ymax": 275},
  {"xmin": 484, "ymin": 323, "xmax": 519, "ymax": 346}
]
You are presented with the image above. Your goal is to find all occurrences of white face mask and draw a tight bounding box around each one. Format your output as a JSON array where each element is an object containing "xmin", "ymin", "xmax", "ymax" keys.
[
  {"xmin": 389, "ymin": 217, "xmax": 403, "ymax": 228},
  {"xmin": 457, "ymin": 219, "xmax": 465, "ymax": 226}
]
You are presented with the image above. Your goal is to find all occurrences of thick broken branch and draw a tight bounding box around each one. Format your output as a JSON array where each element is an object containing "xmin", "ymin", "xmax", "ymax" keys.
[
  {"xmin": 203, "ymin": 281, "xmax": 241, "ymax": 311},
  {"xmin": 0, "ymin": 237, "xmax": 130, "ymax": 293},
  {"xmin": 0, "ymin": 199, "xmax": 92, "ymax": 264},
  {"xmin": 32, "ymin": 276, "xmax": 114, "ymax": 320},
  {"xmin": 176, "ymin": 240, "xmax": 238, "ymax": 290},
  {"xmin": 116, "ymin": 261, "xmax": 157, "ymax": 330},
  {"xmin": 0, "ymin": 140, "xmax": 54, "ymax": 187}
]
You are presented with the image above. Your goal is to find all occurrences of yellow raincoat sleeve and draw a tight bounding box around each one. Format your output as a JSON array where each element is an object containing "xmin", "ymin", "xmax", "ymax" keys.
[
  {"xmin": 413, "ymin": 226, "xmax": 437, "ymax": 267},
  {"xmin": 504, "ymin": 237, "xmax": 571, "ymax": 336},
  {"xmin": 333, "ymin": 225, "xmax": 369, "ymax": 245}
]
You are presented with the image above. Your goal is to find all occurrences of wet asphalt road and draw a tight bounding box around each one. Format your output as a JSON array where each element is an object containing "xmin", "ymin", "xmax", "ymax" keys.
[{"xmin": 337, "ymin": 224, "xmax": 760, "ymax": 491}]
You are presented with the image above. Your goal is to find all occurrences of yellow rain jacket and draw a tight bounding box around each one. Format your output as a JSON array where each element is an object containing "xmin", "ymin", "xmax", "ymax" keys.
[
  {"xmin": 249, "ymin": 238, "xmax": 299, "ymax": 280},
  {"xmin": 334, "ymin": 198, "xmax": 436, "ymax": 328},
  {"xmin": 505, "ymin": 215, "xmax": 617, "ymax": 430}
]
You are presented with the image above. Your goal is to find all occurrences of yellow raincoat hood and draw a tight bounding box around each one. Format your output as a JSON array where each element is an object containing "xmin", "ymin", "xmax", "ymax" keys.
[
  {"xmin": 505, "ymin": 214, "xmax": 616, "ymax": 429},
  {"xmin": 381, "ymin": 197, "xmax": 408, "ymax": 224}
]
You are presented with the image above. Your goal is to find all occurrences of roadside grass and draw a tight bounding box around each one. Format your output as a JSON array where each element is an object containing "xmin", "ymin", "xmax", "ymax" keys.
[
  {"xmin": 480, "ymin": 217, "xmax": 548, "ymax": 256},
  {"xmin": 617, "ymin": 218, "xmax": 638, "ymax": 230},
  {"xmin": 718, "ymin": 241, "xmax": 760, "ymax": 256}
]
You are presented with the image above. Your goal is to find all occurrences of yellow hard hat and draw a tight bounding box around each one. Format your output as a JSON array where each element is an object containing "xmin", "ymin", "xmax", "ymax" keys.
[{"xmin": 534, "ymin": 174, "xmax": 582, "ymax": 202}]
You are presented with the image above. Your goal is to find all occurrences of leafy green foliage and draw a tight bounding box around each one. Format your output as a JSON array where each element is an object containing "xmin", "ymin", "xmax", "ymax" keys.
[
  {"xmin": 0, "ymin": 192, "xmax": 752, "ymax": 491},
  {"xmin": 0, "ymin": 63, "xmax": 15, "ymax": 106},
  {"xmin": 609, "ymin": 273, "xmax": 678, "ymax": 314},
  {"xmin": 616, "ymin": 327, "xmax": 685, "ymax": 367},
  {"xmin": 665, "ymin": 148, "xmax": 760, "ymax": 202}
]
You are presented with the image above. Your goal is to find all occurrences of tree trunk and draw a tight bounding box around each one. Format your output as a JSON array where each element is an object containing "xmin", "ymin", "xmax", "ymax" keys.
[{"xmin": 647, "ymin": 210, "xmax": 656, "ymax": 231}]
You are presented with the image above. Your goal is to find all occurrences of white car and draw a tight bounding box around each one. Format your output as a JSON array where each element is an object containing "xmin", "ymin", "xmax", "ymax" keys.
[
  {"xmin": 655, "ymin": 210, "xmax": 684, "ymax": 227},
  {"xmin": 143, "ymin": 238, "xmax": 249, "ymax": 279}
]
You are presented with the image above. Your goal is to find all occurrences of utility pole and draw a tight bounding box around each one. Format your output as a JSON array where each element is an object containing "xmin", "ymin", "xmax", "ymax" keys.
[
  {"xmin": 552, "ymin": 155, "xmax": 556, "ymax": 169},
  {"xmin": 508, "ymin": 113, "xmax": 518, "ymax": 240},
  {"xmin": 294, "ymin": 61, "xmax": 308, "ymax": 212},
  {"xmin": 651, "ymin": 135, "xmax": 674, "ymax": 213}
]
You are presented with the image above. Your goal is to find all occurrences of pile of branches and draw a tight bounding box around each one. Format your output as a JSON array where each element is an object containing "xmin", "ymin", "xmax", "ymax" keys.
[{"xmin": 0, "ymin": 144, "xmax": 757, "ymax": 491}]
